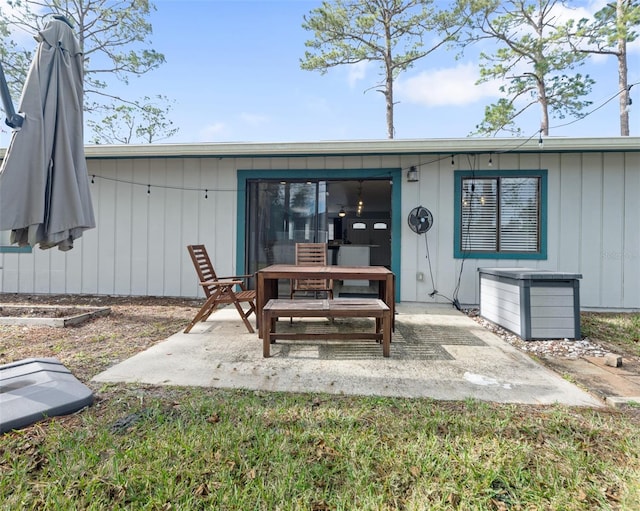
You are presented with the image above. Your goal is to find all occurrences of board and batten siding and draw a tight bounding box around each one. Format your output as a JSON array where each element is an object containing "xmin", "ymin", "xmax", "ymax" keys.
[
  {"xmin": 405, "ymin": 150, "xmax": 639, "ymax": 310},
  {"xmin": 0, "ymin": 156, "xmax": 239, "ymax": 299},
  {"xmin": 0, "ymin": 144, "xmax": 638, "ymax": 310}
]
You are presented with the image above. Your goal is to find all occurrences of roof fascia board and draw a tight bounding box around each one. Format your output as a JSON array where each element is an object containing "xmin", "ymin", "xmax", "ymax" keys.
[
  {"xmin": 3, "ymin": 137, "xmax": 639, "ymax": 160},
  {"xmin": 82, "ymin": 137, "xmax": 640, "ymax": 159}
]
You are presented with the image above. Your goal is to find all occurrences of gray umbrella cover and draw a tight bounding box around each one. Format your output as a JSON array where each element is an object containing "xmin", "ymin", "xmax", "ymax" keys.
[{"xmin": 0, "ymin": 18, "xmax": 95, "ymax": 251}]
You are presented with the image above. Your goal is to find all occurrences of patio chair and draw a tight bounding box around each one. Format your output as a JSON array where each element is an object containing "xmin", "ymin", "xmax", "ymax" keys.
[
  {"xmin": 184, "ymin": 244, "xmax": 256, "ymax": 334},
  {"xmin": 290, "ymin": 243, "xmax": 334, "ymax": 300}
]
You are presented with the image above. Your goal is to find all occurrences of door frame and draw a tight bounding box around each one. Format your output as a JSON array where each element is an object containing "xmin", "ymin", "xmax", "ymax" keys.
[{"xmin": 237, "ymin": 168, "xmax": 402, "ymax": 298}]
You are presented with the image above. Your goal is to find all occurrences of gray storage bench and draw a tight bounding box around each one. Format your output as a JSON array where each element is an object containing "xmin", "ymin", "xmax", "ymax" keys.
[
  {"xmin": 262, "ymin": 298, "xmax": 391, "ymax": 357},
  {"xmin": 478, "ymin": 267, "xmax": 582, "ymax": 340}
]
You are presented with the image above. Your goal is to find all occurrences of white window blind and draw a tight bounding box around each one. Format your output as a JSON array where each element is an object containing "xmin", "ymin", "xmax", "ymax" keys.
[
  {"xmin": 500, "ymin": 177, "xmax": 539, "ymax": 252},
  {"xmin": 461, "ymin": 179, "xmax": 497, "ymax": 252},
  {"xmin": 461, "ymin": 176, "xmax": 539, "ymax": 253}
]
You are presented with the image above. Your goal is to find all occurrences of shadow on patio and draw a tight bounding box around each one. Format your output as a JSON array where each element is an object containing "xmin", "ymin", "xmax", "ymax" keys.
[{"xmin": 93, "ymin": 303, "xmax": 602, "ymax": 407}]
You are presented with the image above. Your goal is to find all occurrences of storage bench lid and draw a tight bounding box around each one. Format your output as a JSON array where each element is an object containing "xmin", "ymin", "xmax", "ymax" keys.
[{"xmin": 478, "ymin": 267, "xmax": 582, "ymax": 280}]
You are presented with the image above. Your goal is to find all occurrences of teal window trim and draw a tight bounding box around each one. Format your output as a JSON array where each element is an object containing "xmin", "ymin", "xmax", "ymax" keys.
[
  {"xmin": 454, "ymin": 169, "xmax": 547, "ymax": 260},
  {"xmin": 237, "ymin": 168, "xmax": 402, "ymax": 298},
  {"xmin": 0, "ymin": 229, "xmax": 32, "ymax": 253},
  {"xmin": 0, "ymin": 245, "xmax": 32, "ymax": 253}
]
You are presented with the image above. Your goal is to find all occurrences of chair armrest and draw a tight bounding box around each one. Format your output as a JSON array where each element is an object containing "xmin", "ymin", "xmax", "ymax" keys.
[
  {"xmin": 218, "ymin": 274, "xmax": 254, "ymax": 280},
  {"xmin": 200, "ymin": 279, "xmax": 243, "ymax": 287}
]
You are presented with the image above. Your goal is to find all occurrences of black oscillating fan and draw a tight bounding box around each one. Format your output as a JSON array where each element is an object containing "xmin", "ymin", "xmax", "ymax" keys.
[{"xmin": 407, "ymin": 206, "xmax": 433, "ymax": 234}]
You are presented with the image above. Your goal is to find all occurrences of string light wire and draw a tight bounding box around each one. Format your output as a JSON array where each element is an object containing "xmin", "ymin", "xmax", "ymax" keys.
[
  {"xmin": 88, "ymin": 82, "xmax": 637, "ymax": 193},
  {"xmin": 548, "ymin": 82, "xmax": 637, "ymax": 130}
]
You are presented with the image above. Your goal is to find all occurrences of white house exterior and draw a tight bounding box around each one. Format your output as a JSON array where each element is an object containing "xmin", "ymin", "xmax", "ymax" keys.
[{"xmin": 1, "ymin": 137, "xmax": 638, "ymax": 310}]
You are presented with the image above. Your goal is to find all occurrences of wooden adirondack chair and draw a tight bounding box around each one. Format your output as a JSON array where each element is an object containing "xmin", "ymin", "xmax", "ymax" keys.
[{"xmin": 184, "ymin": 244, "xmax": 256, "ymax": 333}]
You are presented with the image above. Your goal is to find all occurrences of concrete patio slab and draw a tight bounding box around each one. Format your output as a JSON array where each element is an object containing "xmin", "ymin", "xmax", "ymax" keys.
[{"xmin": 93, "ymin": 303, "xmax": 603, "ymax": 407}]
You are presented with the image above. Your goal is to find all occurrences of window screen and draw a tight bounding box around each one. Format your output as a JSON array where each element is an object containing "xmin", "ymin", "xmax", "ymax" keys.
[{"xmin": 460, "ymin": 175, "xmax": 541, "ymax": 255}]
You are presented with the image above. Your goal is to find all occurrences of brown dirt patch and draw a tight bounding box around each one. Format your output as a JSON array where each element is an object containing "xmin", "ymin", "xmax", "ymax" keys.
[{"xmin": 0, "ymin": 294, "xmax": 201, "ymax": 384}]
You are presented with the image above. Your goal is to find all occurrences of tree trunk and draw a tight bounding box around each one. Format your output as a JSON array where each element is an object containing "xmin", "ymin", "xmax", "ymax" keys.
[
  {"xmin": 386, "ymin": 79, "xmax": 394, "ymax": 139},
  {"xmin": 385, "ymin": 58, "xmax": 394, "ymax": 139},
  {"xmin": 535, "ymin": 17, "xmax": 549, "ymax": 137},
  {"xmin": 538, "ymin": 80, "xmax": 549, "ymax": 136},
  {"xmin": 383, "ymin": 21, "xmax": 394, "ymax": 140},
  {"xmin": 617, "ymin": 0, "xmax": 630, "ymax": 136}
]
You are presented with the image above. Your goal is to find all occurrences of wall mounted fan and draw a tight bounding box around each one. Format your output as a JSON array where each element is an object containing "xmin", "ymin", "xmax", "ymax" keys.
[{"xmin": 408, "ymin": 206, "xmax": 433, "ymax": 234}]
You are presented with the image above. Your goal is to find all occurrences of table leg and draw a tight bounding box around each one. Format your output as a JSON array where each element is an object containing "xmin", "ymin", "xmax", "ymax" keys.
[
  {"xmin": 256, "ymin": 273, "xmax": 265, "ymax": 338},
  {"xmin": 382, "ymin": 309, "xmax": 391, "ymax": 357},
  {"xmin": 257, "ymin": 275, "xmax": 278, "ymax": 339},
  {"xmin": 377, "ymin": 275, "xmax": 395, "ymax": 332},
  {"xmin": 263, "ymin": 309, "xmax": 272, "ymax": 357}
]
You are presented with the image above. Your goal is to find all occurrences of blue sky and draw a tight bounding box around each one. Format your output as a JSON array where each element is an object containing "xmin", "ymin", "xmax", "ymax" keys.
[{"xmin": 1, "ymin": 0, "xmax": 639, "ymax": 146}]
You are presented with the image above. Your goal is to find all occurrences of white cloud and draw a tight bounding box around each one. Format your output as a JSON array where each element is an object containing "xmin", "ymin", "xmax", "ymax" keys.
[
  {"xmin": 347, "ymin": 61, "xmax": 369, "ymax": 88},
  {"xmin": 239, "ymin": 112, "xmax": 269, "ymax": 127},
  {"xmin": 199, "ymin": 122, "xmax": 227, "ymax": 141},
  {"xmin": 552, "ymin": 3, "xmax": 593, "ymax": 24},
  {"xmin": 397, "ymin": 62, "xmax": 500, "ymax": 107},
  {"xmin": 585, "ymin": 0, "xmax": 609, "ymax": 15}
]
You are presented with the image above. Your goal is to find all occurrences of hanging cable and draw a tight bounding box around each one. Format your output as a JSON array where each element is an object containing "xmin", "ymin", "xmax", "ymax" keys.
[
  {"xmin": 89, "ymin": 173, "xmax": 237, "ymax": 195},
  {"xmin": 451, "ymin": 155, "xmax": 479, "ymax": 310},
  {"xmin": 549, "ymin": 81, "xmax": 638, "ymax": 130},
  {"xmin": 398, "ymin": 80, "xmax": 640, "ymax": 177},
  {"xmin": 88, "ymin": 169, "xmax": 397, "ymax": 195},
  {"xmin": 423, "ymin": 231, "xmax": 458, "ymax": 308}
]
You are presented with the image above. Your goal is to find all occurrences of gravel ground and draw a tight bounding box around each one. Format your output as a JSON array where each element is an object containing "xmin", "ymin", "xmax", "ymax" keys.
[{"xmin": 465, "ymin": 308, "xmax": 611, "ymax": 359}]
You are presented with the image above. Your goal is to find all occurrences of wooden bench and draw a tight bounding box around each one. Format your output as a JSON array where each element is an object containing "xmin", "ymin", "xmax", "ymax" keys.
[{"xmin": 262, "ymin": 298, "xmax": 391, "ymax": 358}]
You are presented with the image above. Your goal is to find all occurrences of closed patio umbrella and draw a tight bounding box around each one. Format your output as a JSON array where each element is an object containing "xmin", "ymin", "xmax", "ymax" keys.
[{"xmin": 0, "ymin": 16, "xmax": 95, "ymax": 251}]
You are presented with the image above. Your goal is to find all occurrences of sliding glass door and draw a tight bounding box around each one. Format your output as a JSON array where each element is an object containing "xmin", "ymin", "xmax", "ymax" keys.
[{"xmin": 246, "ymin": 180, "xmax": 327, "ymax": 276}]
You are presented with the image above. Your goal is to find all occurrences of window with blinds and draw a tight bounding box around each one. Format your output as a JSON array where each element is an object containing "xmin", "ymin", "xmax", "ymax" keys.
[{"xmin": 456, "ymin": 171, "xmax": 544, "ymax": 258}]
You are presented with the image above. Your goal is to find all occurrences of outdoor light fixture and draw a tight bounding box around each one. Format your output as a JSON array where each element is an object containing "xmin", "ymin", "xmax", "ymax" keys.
[
  {"xmin": 407, "ymin": 165, "xmax": 419, "ymax": 182},
  {"xmin": 338, "ymin": 207, "xmax": 346, "ymax": 218},
  {"xmin": 356, "ymin": 181, "xmax": 364, "ymax": 217}
]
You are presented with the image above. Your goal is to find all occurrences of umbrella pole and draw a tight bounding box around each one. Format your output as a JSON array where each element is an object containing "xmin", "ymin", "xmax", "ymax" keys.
[{"xmin": 0, "ymin": 60, "xmax": 24, "ymax": 130}]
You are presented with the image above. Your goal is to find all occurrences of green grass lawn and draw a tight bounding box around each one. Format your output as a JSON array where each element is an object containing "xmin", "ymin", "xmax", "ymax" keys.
[
  {"xmin": 581, "ymin": 312, "xmax": 640, "ymax": 357},
  {"xmin": 2, "ymin": 387, "xmax": 639, "ymax": 510},
  {"xmin": 2, "ymin": 307, "xmax": 639, "ymax": 510}
]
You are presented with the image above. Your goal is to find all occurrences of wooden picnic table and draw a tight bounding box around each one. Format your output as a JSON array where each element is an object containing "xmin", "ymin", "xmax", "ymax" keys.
[{"xmin": 255, "ymin": 264, "xmax": 395, "ymax": 339}]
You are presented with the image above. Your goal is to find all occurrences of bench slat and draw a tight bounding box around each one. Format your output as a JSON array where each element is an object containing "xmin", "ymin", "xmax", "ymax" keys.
[
  {"xmin": 263, "ymin": 298, "xmax": 391, "ymax": 357},
  {"xmin": 269, "ymin": 332, "xmax": 382, "ymax": 341}
]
